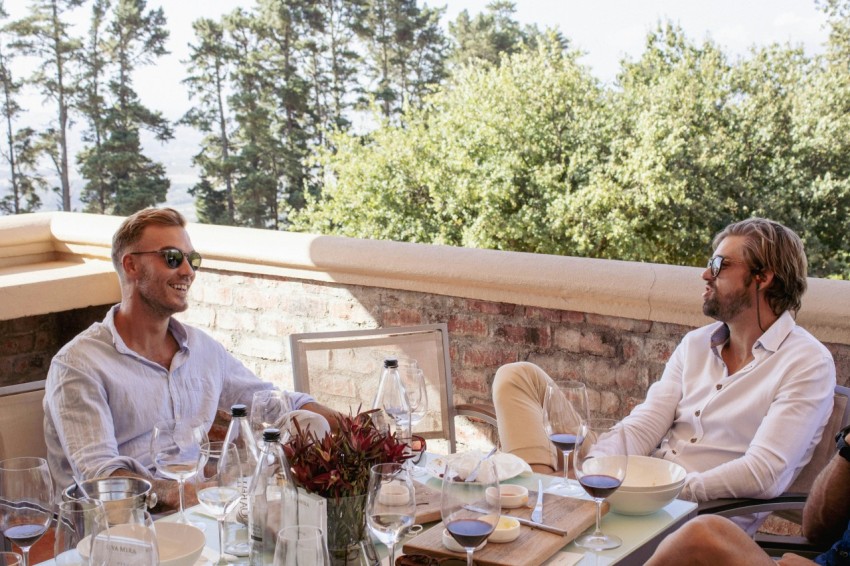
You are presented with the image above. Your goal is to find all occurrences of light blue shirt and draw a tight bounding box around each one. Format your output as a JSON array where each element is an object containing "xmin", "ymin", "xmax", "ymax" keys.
[{"xmin": 43, "ymin": 304, "xmax": 314, "ymax": 493}]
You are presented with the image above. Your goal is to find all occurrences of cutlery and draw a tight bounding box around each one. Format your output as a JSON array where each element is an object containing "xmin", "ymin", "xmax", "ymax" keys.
[
  {"xmin": 463, "ymin": 505, "xmax": 568, "ymax": 536},
  {"xmin": 465, "ymin": 445, "xmax": 498, "ymax": 482},
  {"xmin": 531, "ymin": 479, "xmax": 544, "ymax": 523}
]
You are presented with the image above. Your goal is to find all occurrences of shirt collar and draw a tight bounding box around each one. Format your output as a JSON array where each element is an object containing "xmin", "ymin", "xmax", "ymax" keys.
[
  {"xmin": 105, "ymin": 304, "xmax": 190, "ymax": 353},
  {"xmin": 708, "ymin": 310, "xmax": 796, "ymax": 354}
]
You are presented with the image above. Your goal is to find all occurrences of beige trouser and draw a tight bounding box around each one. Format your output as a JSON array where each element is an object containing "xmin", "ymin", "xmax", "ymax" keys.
[{"xmin": 492, "ymin": 361, "xmax": 558, "ymax": 469}]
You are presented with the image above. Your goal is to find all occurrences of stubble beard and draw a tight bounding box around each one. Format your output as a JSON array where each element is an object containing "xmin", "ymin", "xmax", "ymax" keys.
[{"xmin": 702, "ymin": 284, "xmax": 752, "ymax": 322}]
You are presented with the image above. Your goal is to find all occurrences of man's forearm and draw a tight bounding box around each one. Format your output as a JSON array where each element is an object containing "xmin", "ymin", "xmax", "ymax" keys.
[{"xmin": 109, "ymin": 469, "xmax": 200, "ymax": 514}]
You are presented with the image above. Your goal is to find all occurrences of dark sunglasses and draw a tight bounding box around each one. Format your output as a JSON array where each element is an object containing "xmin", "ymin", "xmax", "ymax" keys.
[
  {"xmin": 128, "ymin": 248, "xmax": 202, "ymax": 271},
  {"xmin": 707, "ymin": 255, "xmax": 751, "ymax": 278}
]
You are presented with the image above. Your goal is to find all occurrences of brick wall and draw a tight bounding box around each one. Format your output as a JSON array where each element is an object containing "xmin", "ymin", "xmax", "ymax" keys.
[
  {"xmin": 0, "ymin": 305, "xmax": 111, "ymax": 387},
  {"xmin": 5, "ymin": 268, "xmax": 849, "ymax": 418},
  {"xmin": 179, "ymin": 269, "xmax": 850, "ymax": 423}
]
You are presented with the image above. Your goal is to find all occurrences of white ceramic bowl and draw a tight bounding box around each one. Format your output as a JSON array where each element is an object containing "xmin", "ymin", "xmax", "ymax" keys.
[
  {"xmin": 155, "ymin": 522, "xmax": 206, "ymax": 566},
  {"xmin": 620, "ymin": 455, "xmax": 687, "ymax": 492},
  {"xmin": 485, "ymin": 484, "xmax": 529, "ymax": 509},
  {"xmin": 608, "ymin": 480, "xmax": 686, "ymax": 515},
  {"xmin": 488, "ymin": 516, "xmax": 520, "ymax": 543}
]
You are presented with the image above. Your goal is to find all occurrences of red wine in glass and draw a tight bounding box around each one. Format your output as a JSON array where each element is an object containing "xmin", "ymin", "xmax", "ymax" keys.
[
  {"xmin": 446, "ymin": 518, "xmax": 494, "ymax": 548},
  {"xmin": 4, "ymin": 524, "xmax": 47, "ymax": 548},
  {"xmin": 548, "ymin": 433, "xmax": 577, "ymax": 452},
  {"xmin": 578, "ymin": 474, "xmax": 622, "ymax": 499}
]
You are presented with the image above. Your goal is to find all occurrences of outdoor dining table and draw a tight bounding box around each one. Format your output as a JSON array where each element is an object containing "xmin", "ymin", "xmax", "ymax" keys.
[{"xmin": 158, "ymin": 466, "xmax": 697, "ymax": 566}]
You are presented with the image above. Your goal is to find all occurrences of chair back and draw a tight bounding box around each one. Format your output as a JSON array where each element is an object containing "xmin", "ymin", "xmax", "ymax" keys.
[
  {"xmin": 289, "ymin": 324, "xmax": 457, "ymax": 452},
  {"xmin": 0, "ymin": 380, "xmax": 47, "ymax": 461},
  {"xmin": 787, "ymin": 384, "xmax": 850, "ymax": 493}
]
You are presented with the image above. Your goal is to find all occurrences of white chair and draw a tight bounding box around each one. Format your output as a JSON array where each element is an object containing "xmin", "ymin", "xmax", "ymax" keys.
[
  {"xmin": 0, "ymin": 380, "xmax": 48, "ymax": 461},
  {"xmin": 289, "ymin": 323, "xmax": 496, "ymax": 454}
]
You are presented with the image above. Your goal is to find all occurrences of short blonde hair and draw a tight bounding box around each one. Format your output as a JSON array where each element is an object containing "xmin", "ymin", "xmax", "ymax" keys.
[
  {"xmin": 713, "ymin": 218, "xmax": 807, "ymax": 315},
  {"xmin": 111, "ymin": 208, "xmax": 187, "ymax": 277}
]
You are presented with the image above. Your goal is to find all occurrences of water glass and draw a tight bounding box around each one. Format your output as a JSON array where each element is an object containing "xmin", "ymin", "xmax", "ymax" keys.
[
  {"xmin": 366, "ymin": 463, "xmax": 415, "ymax": 566},
  {"xmin": 273, "ymin": 525, "xmax": 329, "ymax": 566},
  {"xmin": 0, "ymin": 553, "xmax": 22, "ymax": 565},
  {"xmin": 251, "ymin": 390, "xmax": 293, "ymax": 442},
  {"xmin": 54, "ymin": 498, "xmax": 110, "ymax": 566}
]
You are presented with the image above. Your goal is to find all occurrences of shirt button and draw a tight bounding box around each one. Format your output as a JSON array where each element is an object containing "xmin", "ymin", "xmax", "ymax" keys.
[
  {"xmin": 695, "ymin": 410, "xmax": 701, "ymax": 417},
  {"xmin": 716, "ymin": 384, "xmax": 722, "ymax": 391},
  {"xmin": 690, "ymin": 438, "xmax": 697, "ymax": 443}
]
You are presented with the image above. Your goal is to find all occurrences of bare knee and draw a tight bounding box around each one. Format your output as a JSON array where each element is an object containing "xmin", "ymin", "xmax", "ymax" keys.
[{"xmin": 648, "ymin": 516, "xmax": 750, "ymax": 565}]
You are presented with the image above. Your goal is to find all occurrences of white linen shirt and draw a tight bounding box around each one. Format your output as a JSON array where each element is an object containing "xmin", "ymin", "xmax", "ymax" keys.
[
  {"xmin": 43, "ymin": 304, "xmax": 315, "ymax": 493},
  {"xmin": 622, "ymin": 311, "xmax": 835, "ymax": 530}
]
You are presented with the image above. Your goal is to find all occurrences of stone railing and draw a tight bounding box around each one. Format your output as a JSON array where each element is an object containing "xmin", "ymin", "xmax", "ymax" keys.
[{"xmin": 2, "ymin": 212, "xmax": 849, "ymax": 418}]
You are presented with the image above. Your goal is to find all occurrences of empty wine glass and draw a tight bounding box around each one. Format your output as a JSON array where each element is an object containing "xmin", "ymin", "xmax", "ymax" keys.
[
  {"xmin": 251, "ymin": 390, "xmax": 293, "ymax": 443},
  {"xmin": 366, "ymin": 463, "xmax": 415, "ymax": 566},
  {"xmin": 440, "ymin": 459, "xmax": 499, "ymax": 566},
  {"xmin": 574, "ymin": 418, "xmax": 628, "ymax": 551},
  {"xmin": 397, "ymin": 361, "xmax": 428, "ymax": 429},
  {"xmin": 543, "ymin": 381, "xmax": 588, "ymax": 496},
  {"xmin": 104, "ymin": 509, "xmax": 158, "ymax": 566},
  {"xmin": 0, "ymin": 457, "xmax": 54, "ymax": 566},
  {"xmin": 150, "ymin": 418, "xmax": 208, "ymax": 525},
  {"xmin": 54, "ymin": 498, "xmax": 111, "ymax": 566},
  {"xmin": 198, "ymin": 442, "xmax": 242, "ymax": 565},
  {"xmin": 273, "ymin": 525, "xmax": 329, "ymax": 566}
]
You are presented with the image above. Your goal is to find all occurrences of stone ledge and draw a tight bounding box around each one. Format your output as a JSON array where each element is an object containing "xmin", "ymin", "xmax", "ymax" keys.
[{"xmin": 0, "ymin": 212, "xmax": 848, "ymax": 345}]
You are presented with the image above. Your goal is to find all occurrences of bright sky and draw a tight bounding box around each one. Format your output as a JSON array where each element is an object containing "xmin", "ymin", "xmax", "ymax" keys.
[{"xmin": 1, "ymin": 0, "xmax": 832, "ymax": 199}]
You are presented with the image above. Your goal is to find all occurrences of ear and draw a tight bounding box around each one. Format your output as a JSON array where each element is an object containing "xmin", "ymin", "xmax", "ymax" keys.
[
  {"xmin": 755, "ymin": 270, "xmax": 774, "ymax": 291},
  {"xmin": 121, "ymin": 253, "xmax": 140, "ymax": 279}
]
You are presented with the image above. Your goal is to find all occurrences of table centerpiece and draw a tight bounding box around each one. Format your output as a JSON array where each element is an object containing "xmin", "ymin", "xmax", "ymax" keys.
[{"xmin": 284, "ymin": 409, "xmax": 411, "ymax": 565}]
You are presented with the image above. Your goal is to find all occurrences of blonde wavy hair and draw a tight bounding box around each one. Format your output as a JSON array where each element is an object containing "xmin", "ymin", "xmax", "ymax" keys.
[{"xmin": 713, "ymin": 218, "xmax": 807, "ymax": 316}]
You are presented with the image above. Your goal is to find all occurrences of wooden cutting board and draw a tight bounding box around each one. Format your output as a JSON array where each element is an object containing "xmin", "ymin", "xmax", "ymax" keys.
[
  {"xmin": 413, "ymin": 480, "xmax": 443, "ymax": 524},
  {"xmin": 403, "ymin": 492, "xmax": 605, "ymax": 566}
]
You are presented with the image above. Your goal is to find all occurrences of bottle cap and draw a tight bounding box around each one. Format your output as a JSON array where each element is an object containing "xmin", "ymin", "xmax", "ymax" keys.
[
  {"xmin": 263, "ymin": 428, "xmax": 281, "ymax": 442},
  {"xmin": 384, "ymin": 357, "xmax": 399, "ymax": 368},
  {"xmin": 231, "ymin": 404, "xmax": 247, "ymax": 417}
]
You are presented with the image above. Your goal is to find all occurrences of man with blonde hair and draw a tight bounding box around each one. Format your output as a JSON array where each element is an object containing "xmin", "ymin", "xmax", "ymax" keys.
[
  {"xmin": 44, "ymin": 207, "xmax": 339, "ymax": 510},
  {"xmin": 494, "ymin": 218, "xmax": 835, "ymax": 533}
]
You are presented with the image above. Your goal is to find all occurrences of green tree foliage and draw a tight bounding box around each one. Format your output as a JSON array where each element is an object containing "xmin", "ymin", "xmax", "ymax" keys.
[
  {"xmin": 357, "ymin": 0, "xmax": 448, "ymax": 117},
  {"xmin": 6, "ymin": 0, "xmax": 82, "ymax": 211},
  {"xmin": 77, "ymin": 0, "xmax": 172, "ymax": 215},
  {"xmin": 0, "ymin": 4, "xmax": 44, "ymax": 215},
  {"xmin": 292, "ymin": 37, "xmax": 607, "ymax": 252},
  {"xmin": 448, "ymin": 1, "xmax": 560, "ymax": 67},
  {"xmin": 292, "ymin": 19, "xmax": 850, "ymax": 279}
]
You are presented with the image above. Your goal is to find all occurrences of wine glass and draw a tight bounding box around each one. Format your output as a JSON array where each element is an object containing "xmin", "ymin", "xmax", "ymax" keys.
[
  {"xmin": 397, "ymin": 361, "xmax": 428, "ymax": 429},
  {"xmin": 0, "ymin": 553, "xmax": 21, "ymax": 565},
  {"xmin": 54, "ymin": 498, "xmax": 111, "ymax": 566},
  {"xmin": 366, "ymin": 463, "xmax": 415, "ymax": 566},
  {"xmin": 105, "ymin": 508, "xmax": 158, "ymax": 566},
  {"xmin": 0, "ymin": 457, "xmax": 54, "ymax": 566},
  {"xmin": 198, "ymin": 441, "xmax": 242, "ymax": 565},
  {"xmin": 440, "ymin": 459, "xmax": 499, "ymax": 566},
  {"xmin": 251, "ymin": 390, "xmax": 293, "ymax": 443},
  {"xmin": 150, "ymin": 418, "xmax": 208, "ymax": 525},
  {"xmin": 574, "ymin": 417, "xmax": 628, "ymax": 551},
  {"xmin": 273, "ymin": 525, "xmax": 329, "ymax": 566},
  {"xmin": 543, "ymin": 381, "xmax": 589, "ymax": 496}
]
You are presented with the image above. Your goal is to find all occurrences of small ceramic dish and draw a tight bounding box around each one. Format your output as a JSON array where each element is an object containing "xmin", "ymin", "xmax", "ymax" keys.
[
  {"xmin": 488, "ymin": 516, "xmax": 521, "ymax": 543},
  {"xmin": 441, "ymin": 529, "xmax": 487, "ymax": 553},
  {"xmin": 485, "ymin": 484, "xmax": 529, "ymax": 509}
]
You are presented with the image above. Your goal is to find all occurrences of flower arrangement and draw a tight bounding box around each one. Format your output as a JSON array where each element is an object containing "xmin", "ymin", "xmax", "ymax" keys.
[{"xmin": 283, "ymin": 409, "xmax": 410, "ymax": 499}]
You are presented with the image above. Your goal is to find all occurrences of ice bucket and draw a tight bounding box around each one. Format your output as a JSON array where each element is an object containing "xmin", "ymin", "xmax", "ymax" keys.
[{"xmin": 63, "ymin": 476, "xmax": 157, "ymax": 524}]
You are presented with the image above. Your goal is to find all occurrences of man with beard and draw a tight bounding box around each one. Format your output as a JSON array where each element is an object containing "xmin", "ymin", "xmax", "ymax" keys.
[
  {"xmin": 44, "ymin": 208, "xmax": 340, "ymax": 511},
  {"xmin": 492, "ymin": 218, "xmax": 835, "ymax": 533}
]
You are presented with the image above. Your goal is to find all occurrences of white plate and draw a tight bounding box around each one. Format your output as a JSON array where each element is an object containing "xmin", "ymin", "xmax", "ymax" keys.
[{"xmin": 426, "ymin": 451, "xmax": 528, "ymax": 483}]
